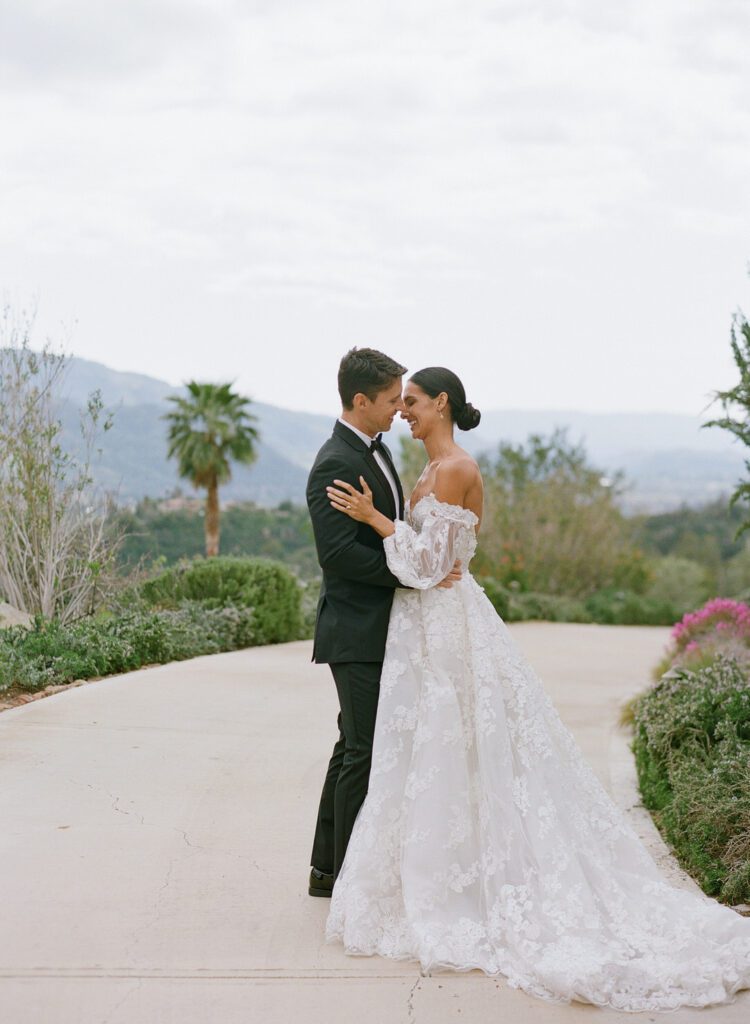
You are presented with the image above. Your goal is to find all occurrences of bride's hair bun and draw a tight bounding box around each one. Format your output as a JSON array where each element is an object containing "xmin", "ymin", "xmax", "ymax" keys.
[
  {"xmin": 455, "ymin": 401, "xmax": 481, "ymax": 431},
  {"xmin": 409, "ymin": 366, "xmax": 481, "ymax": 432}
]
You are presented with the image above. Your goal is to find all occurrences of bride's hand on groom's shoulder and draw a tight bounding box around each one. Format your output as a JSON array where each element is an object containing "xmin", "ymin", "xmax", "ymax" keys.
[{"xmin": 327, "ymin": 477, "xmax": 375, "ymax": 524}]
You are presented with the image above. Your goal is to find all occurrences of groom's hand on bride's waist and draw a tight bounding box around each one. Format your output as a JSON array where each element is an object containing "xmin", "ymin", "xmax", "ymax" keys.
[{"xmin": 436, "ymin": 559, "xmax": 462, "ymax": 589}]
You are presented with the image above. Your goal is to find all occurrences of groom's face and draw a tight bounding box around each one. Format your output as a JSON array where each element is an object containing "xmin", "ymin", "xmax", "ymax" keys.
[{"xmin": 360, "ymin": 377, "xmax": 405, "ymax": 434}]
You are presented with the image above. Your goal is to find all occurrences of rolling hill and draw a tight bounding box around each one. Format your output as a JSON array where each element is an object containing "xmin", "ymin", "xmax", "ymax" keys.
[{"xmin": 53, "ymin": 355, "xmax": 742, "ymax": 513}]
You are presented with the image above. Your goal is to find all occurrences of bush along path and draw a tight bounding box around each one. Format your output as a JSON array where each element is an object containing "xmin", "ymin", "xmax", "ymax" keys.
[
  {"xmin": 0, "ymin": 556, "xmax": 310, "ymax": 704},
  {"xmin": 479, "ymin": 577, "xmax": 680, "ymax": 626},
  {"xmin": 630, "ymin": 598, "xmax": 750, "ymax": 909}
]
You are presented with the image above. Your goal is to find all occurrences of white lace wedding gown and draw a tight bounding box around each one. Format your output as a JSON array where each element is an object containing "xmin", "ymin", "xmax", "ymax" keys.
[{"xmin": 325, "ymin": 494, "xmax": 750, "ymax": 1012}]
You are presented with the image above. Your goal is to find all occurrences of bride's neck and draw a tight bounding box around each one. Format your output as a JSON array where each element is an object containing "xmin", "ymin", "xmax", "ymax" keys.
[{"xmin": 423, "ymin": 426, "xmax": 457, "ymax": 463}]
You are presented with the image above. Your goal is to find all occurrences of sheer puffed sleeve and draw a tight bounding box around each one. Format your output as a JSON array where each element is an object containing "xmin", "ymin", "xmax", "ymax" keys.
[{"xmin": 383, "ymin": 499, "xmax": 477, "ymax": 589}]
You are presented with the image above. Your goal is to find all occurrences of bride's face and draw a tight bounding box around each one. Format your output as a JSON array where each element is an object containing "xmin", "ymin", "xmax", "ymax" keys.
[{"xmin": 401, "ymin": 381, "xmax": 443, "ymax": 440}]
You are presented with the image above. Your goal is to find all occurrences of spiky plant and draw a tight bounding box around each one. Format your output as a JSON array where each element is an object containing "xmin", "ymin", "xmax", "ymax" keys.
[{"xmin": 705, "ymin": 309, "xmax": 750, "ymax": 538}]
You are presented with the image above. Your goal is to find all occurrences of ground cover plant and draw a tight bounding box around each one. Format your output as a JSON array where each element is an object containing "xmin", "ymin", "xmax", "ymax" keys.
[
  {"xmin": 630, "ymin": 599, "xmax": 750, "ymax": 905},
  {"xmin": 479, "ymin": 578, "xmax": 678, "ymax": 625},
  {"xmin": 130, "ymin": 555, "xmax": 303, "ymax": 645},
  {"xmin": 0, "ymin": 604, "xmax": 254, "ymax": 693},
  {"xmin": 0, "ymin": 557, "xmax": 306, "ymax": 695}
]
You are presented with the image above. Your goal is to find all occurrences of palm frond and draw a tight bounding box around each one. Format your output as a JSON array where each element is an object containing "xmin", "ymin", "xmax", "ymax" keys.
[{"xmin": 163, "ymin": 380, "xmax": 260, "ymax": 486}]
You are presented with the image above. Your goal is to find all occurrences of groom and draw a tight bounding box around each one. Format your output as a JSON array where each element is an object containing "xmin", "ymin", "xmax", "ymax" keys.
[{"xmin": 306, "ymin": 347, "xmax": 461, "ymax": 897}]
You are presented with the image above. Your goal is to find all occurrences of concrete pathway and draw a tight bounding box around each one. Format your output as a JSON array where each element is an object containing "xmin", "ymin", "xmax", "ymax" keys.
[{"xmin": 1, "ymin": 623, "xmax": 748, "ymax": 1023}]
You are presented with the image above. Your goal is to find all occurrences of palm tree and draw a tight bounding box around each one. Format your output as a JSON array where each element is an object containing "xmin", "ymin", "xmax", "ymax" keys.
[{"xmin": 164, "ymin": 382, "xmax": 260, "ymax": 557}]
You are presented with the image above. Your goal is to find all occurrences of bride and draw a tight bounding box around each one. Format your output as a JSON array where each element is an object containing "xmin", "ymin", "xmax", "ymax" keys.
[{"xmin": 322, "ymin": 366, "xmax": 750, "ymax": 1013}]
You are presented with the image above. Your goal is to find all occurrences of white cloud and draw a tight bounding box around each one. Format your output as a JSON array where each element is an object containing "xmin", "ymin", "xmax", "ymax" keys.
[{"xmin": 0, "ymin": 0, "xmax": 748, "ymax": 414}]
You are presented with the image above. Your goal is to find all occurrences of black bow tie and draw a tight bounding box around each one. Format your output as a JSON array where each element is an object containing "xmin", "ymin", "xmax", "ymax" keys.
[{"xmin": 369, "ymin": 434, "xmax": 385, "ymax": 454}]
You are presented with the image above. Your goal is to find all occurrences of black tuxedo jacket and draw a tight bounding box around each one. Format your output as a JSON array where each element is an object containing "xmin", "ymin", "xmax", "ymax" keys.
[{"xmin": 307, "ymin": 420, "xmax": 405, "ymax": 664}]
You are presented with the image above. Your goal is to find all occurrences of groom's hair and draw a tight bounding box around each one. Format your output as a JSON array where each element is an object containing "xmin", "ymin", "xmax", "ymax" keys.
[{"xmin": 338, "ymin": 347, "xmax": 407, "ymax": 408}]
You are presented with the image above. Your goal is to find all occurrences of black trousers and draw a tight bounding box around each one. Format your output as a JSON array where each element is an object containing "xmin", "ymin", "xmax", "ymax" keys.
[{"xmin": 310, "ymin": 661, "xmax": 382, "ymax": 881}]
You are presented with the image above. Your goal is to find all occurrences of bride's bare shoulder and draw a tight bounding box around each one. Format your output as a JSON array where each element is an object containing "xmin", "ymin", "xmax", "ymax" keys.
[{"xmin": 433, "ymin": 453, "xmax": 483, "ymax": 507}]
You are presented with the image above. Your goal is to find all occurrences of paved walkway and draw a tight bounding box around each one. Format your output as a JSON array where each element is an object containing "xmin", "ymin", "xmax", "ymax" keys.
[{"xmin": 1, "ymin": 624, "xmax": 748, "ymax": 1023}]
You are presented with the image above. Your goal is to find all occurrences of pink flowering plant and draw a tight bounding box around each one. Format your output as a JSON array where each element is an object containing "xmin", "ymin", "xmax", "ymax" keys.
[
  {"xmin": 672, "ymin": 598, "xmax": 750, "ymax": 648},
  {"xmin": 654, "ymin": 598, "xmax": 750, "ymax": 678}
]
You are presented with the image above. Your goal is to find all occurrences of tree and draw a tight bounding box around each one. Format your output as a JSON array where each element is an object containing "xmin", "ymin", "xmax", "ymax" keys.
[
  {"xmin": 704, "ymin": 307, "xmax": 750, "ymax": 537},
  {"xmin": 164, "ymin": 382, "xmax": 260, "ymax": 557},
  {"xmin": 475, "ymin": 429, "xmax": 647, "ymax": 596},
  {"xmin": 0, "ymin": 304, "xmax": 122, "ymax": 622}
]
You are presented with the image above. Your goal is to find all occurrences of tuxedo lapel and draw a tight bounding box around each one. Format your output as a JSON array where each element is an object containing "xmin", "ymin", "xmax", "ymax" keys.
[
  {"xmin": 332, "ymin": 420, "xmax": 397, "ymax": 520},
  {"xmin": 377, "ymin": 440, "xmax": 404, "ymax": 520},
  {"xmin": 363, "ymin": 448, "xmax": 397, "ymax": 520}
]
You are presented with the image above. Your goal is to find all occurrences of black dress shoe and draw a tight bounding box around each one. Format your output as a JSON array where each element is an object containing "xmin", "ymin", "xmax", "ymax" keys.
[{"xmin": 309, "ymin": 866, "xmax": 334, "ymax": 898}]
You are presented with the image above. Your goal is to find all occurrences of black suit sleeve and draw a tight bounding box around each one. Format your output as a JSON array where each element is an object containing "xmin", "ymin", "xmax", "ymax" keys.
[{"xmin": 307, "ymin": 454, "xmax": 402, "ymax": 589}]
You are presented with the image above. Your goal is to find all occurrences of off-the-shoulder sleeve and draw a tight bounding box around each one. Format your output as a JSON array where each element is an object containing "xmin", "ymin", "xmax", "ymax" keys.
[{"xmin": 383, "ymin": 503, "xmax": 473, "ymax": 589}]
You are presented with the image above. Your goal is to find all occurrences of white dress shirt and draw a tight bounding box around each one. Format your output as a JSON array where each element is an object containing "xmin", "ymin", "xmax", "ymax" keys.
[{"xmin": 337, "ymin": 417, "xmax": 401, "ymax": 517}]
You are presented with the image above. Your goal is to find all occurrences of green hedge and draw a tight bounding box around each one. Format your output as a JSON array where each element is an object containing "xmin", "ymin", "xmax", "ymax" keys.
[
  {"xmin": 631, "ymin": 656, "xmax": 750, "ymax": 904},
  {"xmin": 479, "ymin": 578, "xmax": 678, "ymax": 625},
  {"xmin": 0, "ymin": 604, "xmax": 257, "ymax": 693},
  {"xmin": 0, "ymin": 557, "xmax": 307, "ymax": 694},
  {"xmin": 130, "ymin": 556, "xmax": 303, "ymax": 645},
  {"xmin": 479, "ymin": 578, "xmax": 591, "ymax": 622},
  {"xmin": 583, "ymin": 587, "xmax": 677, "ymax": 626}
]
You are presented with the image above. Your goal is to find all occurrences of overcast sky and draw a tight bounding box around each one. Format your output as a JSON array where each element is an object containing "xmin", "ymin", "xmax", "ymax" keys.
[{"xmin": 1, "ymin": 0, "xmax": 748, "ymax": 417}]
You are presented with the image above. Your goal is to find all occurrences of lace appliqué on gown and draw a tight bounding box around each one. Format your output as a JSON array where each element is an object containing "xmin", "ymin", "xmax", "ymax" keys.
[{"xmin": 325, "ymin": 494, "xmax": 750, "ymax": 1012}]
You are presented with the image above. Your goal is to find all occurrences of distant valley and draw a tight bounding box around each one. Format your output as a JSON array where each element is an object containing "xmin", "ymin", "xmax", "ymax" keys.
[{"xmin": 55, "ymin": 355, "xmax": 742, "ymax": 514}]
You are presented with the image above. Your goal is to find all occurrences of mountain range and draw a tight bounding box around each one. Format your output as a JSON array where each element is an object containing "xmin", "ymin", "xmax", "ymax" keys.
[{"xmin": 53, "ymin": 355, "xmax": 743, "ymax": 514}]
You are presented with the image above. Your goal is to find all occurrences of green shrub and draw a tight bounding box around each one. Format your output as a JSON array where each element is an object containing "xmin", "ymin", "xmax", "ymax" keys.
[
  {"xmin": 508, "ymin": 591, "xmax": 590, "ymax": 622},
  {"xmin": 645, "ymin": 556, "xmax": 711, "ymax": 615},
  {"xmin": 478, "ymin": 578, "xmax": 511, "ymax": 619},
  {"xmin": 298, "ymin": 581, "xmax": 318, "ymax": 641},
  {"xmin": 478, "ymin": 577, "xmax": 677, "ymax": 625},
  {"xmin": 632, "ymin": 656, "xmax": 750, "ymax": 903},
  {"xmin": 0, "ymin": 604, "xmax": 261, "ymax": 693},
  {"xmin": 131, "ymin": 556, "xmax": 302, "ymax": 645},
  {"xmin": 724, "ymin": 540, "xmax": 750, "ymax": 597},
  {"xmin": 479, "ymin": 578, "xmax": 590, "ymax": 622},
  {"xmin": 583, "ymin": 588, "xmax": 677, "ymax": 625},
  {"xmin": 656, "ymin": 730, "xmax": 750, "ymax": 901},
  {"xmin": 0, "ymin": 556, "xmax": 306, "ymax": 694}
]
